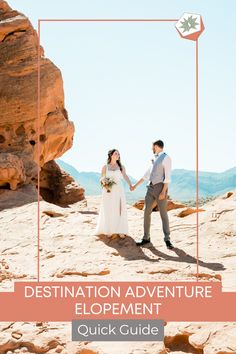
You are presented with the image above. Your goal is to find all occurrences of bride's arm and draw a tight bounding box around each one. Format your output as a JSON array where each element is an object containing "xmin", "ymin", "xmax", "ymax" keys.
[
  {"xmin": 101, "ymin": 165, "xmax": 106, "ymax": 177},
  {"xmin": 100, "ymin": 165, "xmax": 106, "ymax": 184},
  {"xmin": 121, "ymin": 166, "xmax": 132, "ymax": 188}
]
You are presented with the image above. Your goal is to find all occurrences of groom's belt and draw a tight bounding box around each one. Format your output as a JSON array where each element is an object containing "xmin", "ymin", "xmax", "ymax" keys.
[{"xmin": 149, "ymin": 181, "xmax": 163, "ymax": 186}]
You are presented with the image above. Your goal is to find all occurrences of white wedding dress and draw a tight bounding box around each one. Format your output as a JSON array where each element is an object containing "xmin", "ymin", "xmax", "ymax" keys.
[{"xmin": 95, "ymin": 165, "xmax": 129, "ymax": 235}]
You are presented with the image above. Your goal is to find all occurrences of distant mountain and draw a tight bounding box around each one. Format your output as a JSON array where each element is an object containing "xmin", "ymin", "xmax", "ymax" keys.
[
  {"xmin": 56, "ymin": 159, "xmax": 236, "ymax": 203},
  {"xmin": 169, "ymin": 167, "xmax": 236, "ymax": 201},
  {"xmin": 56, "ymin": 159, "xmax": 143, "ymax": 204}
]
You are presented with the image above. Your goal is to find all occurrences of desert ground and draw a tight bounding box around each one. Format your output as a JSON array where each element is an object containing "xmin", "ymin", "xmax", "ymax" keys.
[
  {"xmin": 1, "ymin": 186, "xmax": 235, "ymax": 291},
  {"xmin": 1, "ymin": 186, "xmax": 236, "ymax": 353},
  {"xmin": 0, "ymin": 321, "xmax": 235, "ymax": 354}
]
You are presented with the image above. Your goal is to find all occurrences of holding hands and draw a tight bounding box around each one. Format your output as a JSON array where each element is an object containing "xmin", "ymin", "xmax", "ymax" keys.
[{"xmin": 130, "ymin": 184, "xmax": 136, "ymax": 191}]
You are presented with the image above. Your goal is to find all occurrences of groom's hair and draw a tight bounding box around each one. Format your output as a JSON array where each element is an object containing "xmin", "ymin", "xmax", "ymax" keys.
[{"xmin": 153, "ymin": 140, "xmax": 164, "ymax": 148}]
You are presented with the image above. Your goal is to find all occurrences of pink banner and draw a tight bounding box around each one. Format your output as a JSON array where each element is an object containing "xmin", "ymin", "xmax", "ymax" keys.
[{"xmin": 0, "ymin": 281, "xmax": 235, "ymax": 322}]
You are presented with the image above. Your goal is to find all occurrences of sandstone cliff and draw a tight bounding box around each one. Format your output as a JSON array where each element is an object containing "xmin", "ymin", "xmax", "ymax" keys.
[{"xmin": 0, "ymin": 0, "xmax": 84, "ymax": 204}]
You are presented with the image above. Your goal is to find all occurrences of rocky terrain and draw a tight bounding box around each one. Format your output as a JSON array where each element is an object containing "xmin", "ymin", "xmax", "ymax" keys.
[
  {"xmin": 1, "ymin": 186, "xmax": 236, "ymax": 352},
  {"xmin": 1, "ymin": 186, "xmax": 236, "ymax": 290},
  {"xmin": 0, "ymin": 321, "xmax": 235, "ymax": 354}
]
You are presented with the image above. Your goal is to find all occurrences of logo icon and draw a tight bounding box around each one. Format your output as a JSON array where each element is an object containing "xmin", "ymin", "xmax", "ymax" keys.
[{"xmin": 176, "ymin": 13, "xmax": 205, "ymax": 41}]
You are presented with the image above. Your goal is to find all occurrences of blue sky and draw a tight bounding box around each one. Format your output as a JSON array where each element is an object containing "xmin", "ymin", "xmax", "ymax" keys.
[{"xmin": 8, "ymin": 0, "xmax": 236, "ymax": 179}]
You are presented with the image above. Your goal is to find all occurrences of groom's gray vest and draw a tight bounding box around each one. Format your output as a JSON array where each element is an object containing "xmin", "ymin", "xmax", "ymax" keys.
[{"xmin": 149, "ymin": 153, "xmax": 167, "ymax": 185}]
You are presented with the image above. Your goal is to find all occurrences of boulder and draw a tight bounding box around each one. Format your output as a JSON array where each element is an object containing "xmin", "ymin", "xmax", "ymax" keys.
[
  {"xmin": 177, "ymin": 208, "xmax": 205, "ymax": 218},
  {"xmin": 133, "ymin": 198, "xmax": 186, "ymax": 212},
  {"xmin": 40, "ymin": 160, "xmax": 85, "ymax": 206}
]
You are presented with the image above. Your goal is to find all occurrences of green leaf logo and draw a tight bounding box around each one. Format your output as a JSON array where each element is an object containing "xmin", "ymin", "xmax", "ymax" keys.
[{"xmin": 180, "ymin": 15, "xmax": 199, "ymax": 33}]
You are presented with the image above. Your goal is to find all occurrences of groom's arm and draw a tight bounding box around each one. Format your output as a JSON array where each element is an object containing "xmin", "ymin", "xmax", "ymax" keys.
[
  {"xmin": 159, "ymin": 156, "xmax": 171, "ymax": 200},
  {"xmin": 132, "ymin": 167, "xmax": 151, "ymax": 190},
  {"xmin": 159, "ymin": 183, "xmax": 168, "ymax": 200},
  {"xmin": 132, "ymin": 177, "xmax": 145, "ymax": 190}
]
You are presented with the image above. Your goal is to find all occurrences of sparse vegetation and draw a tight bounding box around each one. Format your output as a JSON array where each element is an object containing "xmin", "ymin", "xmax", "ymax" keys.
[{"xmin": 183, "ymin": 195, "xmax": 218, "ymax": 207}]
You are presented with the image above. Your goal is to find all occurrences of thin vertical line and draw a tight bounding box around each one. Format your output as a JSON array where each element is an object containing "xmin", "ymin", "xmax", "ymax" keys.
[
  {"xmin": 37, "ymin": 20, "xmax": 41, "ymax": 283},
  {"xmin": 196, "ymin": 39, "xmax": 199, "ymax": 280}
]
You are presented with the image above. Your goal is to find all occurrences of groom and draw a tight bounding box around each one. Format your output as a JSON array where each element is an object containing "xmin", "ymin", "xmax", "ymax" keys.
[{"xmin": 131, "ymin": 140, "xmax": 174, "ymax": 250}]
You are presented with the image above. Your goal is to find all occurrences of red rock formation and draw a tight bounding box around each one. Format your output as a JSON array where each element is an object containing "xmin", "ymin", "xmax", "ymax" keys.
[
  {"xmin": 0, "ymin": 153, "xmax": 26, "ymax": 190},
  {"xmin": 177, "ymin": 208, "xmax": 205, "ymax": 218},
  {"xmin": 224, "ymin": 191, "xmax": 234, "ymax": 199},
  {"xmin": 0, "ymin": 1, "xmax": 84, "ymax": 204},
  {"xmin": 133, "ymin": 199, "xmax": 186, "ymax": 212},
  {"xmin": 40, "ymin": 160, "xmax": 84, "ymax": 206}
]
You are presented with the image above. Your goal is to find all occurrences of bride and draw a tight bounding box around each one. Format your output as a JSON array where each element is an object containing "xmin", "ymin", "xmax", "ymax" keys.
[{"xmin": 95, "ymin": 149, "xmax": 132, "ymax": 239}]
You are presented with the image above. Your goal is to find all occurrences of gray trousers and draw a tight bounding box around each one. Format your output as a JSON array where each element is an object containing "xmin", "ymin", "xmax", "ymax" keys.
[{"xmin": 143, "ymin": 182, "xmax": 170, "ymax": 242}]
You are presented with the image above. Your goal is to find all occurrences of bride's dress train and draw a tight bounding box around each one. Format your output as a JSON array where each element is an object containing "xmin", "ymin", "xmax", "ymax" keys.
[{"xmin": 95, "ymin": 166, "xmax": 128, "ymax": 236}]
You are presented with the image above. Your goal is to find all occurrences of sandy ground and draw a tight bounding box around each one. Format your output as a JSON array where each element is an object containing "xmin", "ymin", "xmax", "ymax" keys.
[
  {"xmin": 0, "ymin": 321, "xmax": 235, "ymax": 354},
  {"xmin": 0, "ymin": 186, "xmax": 236, "ymax": 353},
  {"xmin": 1, "ymin": 186, "xmax": 235, "ymax": 291}
]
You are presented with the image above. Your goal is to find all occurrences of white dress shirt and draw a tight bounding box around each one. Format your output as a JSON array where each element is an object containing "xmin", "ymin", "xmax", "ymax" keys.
[{"xmin": 142, "ymin": 151, "xmax": 172, "ymax": 184}]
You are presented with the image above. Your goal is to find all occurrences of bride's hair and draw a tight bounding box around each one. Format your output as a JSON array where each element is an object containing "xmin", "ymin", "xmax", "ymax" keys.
[{"xmin": 107, "ymin": 149, "xmax": 123, "ymax": 171}]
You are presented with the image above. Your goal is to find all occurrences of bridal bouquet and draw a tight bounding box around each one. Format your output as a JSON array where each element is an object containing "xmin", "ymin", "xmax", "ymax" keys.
[{"xmin": 100, "ymin": 177, "xmax": 116, "ymax": 193}]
